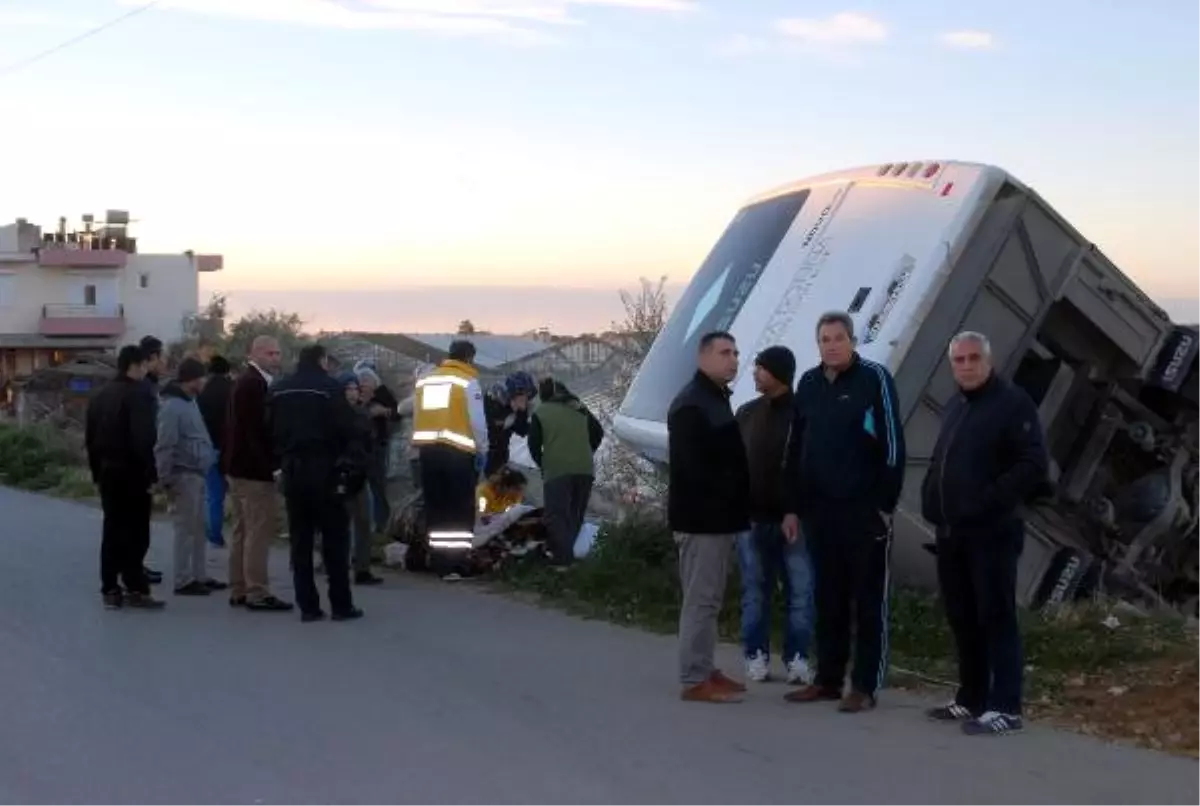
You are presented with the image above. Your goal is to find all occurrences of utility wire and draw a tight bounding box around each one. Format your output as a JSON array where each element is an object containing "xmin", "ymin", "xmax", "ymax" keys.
[{"xmin": 0, "ymin": 0, "xmax": 164, "ymax": 80}]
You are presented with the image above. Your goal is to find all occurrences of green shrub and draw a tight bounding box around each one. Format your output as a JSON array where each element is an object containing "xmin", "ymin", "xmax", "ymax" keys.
[{"xmin": 0, "ymin": 423, "xmax": 79, "ymax": 489}]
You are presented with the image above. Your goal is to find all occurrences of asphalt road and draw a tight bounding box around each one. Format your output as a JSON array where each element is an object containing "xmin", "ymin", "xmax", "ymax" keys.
[{"xmin": 1, "ymin": 485, "xmax": 1196, "ymax": 805}]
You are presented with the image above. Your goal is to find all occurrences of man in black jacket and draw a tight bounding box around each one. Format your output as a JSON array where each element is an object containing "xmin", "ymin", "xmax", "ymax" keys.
[
  {"xmin": 782, "ymin": 311, "xmax": 905, "ymax": 712},
  {"xmin": 85, "ymin": 345, "xmax": 165, "ymax": 610},
  {"xmin": 734, "ymin": 345, "xmax": 814, "ymax": 686},
  {"xmin": 921, "ymin": 331, "xmax": 1048, "ymax": 737},
  {"xmin": 667, "ymin": 331, "xmax": 751, "ymax": 704},
  {"xmin": 137, "ymin": 334, "xmax": 166, "ymax": 585},
  {"xmin": 269, "ymin": 344, "xmax": 366, "ymax": 623},
  {"xmin": 197, "ymin": 354, "xmax": 233, "ymax": 547}
]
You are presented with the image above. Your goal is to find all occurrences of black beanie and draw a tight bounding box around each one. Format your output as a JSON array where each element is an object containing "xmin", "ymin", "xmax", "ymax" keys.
[{"xmin": 755, "ymin": 345, "xmax": 796, "ymax": 387}]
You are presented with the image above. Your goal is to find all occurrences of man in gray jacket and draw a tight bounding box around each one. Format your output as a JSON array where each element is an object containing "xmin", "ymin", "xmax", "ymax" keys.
[{"xmin": 156, "ymin": 358, "xmax": 222, "ymax": 596}]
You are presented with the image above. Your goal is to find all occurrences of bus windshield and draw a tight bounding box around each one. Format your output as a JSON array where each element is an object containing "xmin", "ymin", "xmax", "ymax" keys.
[{"xmin": 619, "ymin": 188, "xmax": 810, "ymax": 424}]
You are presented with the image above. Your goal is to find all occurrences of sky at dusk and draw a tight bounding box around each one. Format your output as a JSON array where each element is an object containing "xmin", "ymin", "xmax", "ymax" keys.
[{"xmin": 1, "ymin": 0, "xmax": 1196, "ymax": 333}]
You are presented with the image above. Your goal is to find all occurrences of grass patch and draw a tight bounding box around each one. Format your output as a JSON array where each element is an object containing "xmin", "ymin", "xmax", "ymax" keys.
[{"xmin": 498, "ymin": 515, "xmax": 1198, "ymax": 755}]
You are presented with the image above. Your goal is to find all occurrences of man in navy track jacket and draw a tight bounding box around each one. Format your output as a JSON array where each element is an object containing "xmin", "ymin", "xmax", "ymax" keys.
[{"xmin": 781, "ymin": 310, "xmax": 906, "ymax": 713}]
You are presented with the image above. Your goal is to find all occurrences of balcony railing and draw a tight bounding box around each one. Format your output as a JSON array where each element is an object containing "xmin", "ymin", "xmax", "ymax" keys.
[
  {"xmin": 37, "ymin": 247, "xmax": 127, "ymax": 269},
  {"xmin": 39, "ymin": 303, "xmax": 125, "ymax": 337}
]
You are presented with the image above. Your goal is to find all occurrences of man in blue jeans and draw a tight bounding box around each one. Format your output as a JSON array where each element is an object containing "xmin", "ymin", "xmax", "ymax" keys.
[
  {"xmin": 196, "ymin": 355, "xmax": 234, "ymax": 547},
  {"xmin": 735, "ymin": 346, "xmax": 814, "ymax": 685}
]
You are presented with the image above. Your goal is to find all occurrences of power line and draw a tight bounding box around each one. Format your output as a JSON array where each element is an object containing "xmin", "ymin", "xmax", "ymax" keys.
[{"xmin": 0, "ymin": 0, "xmax": 164, "ymax": 80}]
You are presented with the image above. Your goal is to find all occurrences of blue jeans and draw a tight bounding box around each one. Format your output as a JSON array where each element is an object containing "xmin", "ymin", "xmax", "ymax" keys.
[
  {"xmin": 737, "ymin": 522, "xmax": 814, "ymax": 661},
  {"xmin": 205, "ymin": 453, "xmax": 227, "ymax": 547}
]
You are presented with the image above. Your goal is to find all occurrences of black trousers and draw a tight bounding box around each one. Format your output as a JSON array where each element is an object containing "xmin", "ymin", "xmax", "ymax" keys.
[
  {"xmin": 936, "ymin": 525, "xmax": 1024, "ymax": 715},
  {"xmin": 419, "ymin": 445, "xmax": 477, "ymax": 539},
  {"xmin": 98, "ymin": 475, "xmax": 152, "ymax": 595},
  {"xmin": 283, "ymin": 464, "xmax": 353, "ymax": 616},
  {"xmin": 803, "ymin": 503, "xmax": 891, "ymax": 696},
  {"xmin": 543, "ymin": 474, "xmax": 593, "ymax": 566}
]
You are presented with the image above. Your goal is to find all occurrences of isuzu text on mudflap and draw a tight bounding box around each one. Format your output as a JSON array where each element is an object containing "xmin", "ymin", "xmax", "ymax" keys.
[{"xmin": 613, "ymin": 160, "xmax": 1198, "ymax": 615}]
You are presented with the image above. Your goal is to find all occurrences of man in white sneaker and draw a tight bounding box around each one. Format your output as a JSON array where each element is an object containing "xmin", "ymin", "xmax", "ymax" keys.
[{"xmin": 735, "ymin": 346, "xmax": 815, "ymax": 686}]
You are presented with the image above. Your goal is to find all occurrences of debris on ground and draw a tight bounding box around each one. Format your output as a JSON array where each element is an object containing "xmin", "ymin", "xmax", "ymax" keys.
[{"xmin": 1026, "ymin": 652, "xmax": 1199, "ymax": 758}]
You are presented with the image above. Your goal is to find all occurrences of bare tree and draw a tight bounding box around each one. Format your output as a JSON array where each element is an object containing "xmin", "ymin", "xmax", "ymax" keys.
[
  {"xmin": 614, "ymin": 275, "xmax": 669, "ymax": 358},
  {"xmin": 593, "ymin": 276, "xmax": 672, "ymax": 519}
]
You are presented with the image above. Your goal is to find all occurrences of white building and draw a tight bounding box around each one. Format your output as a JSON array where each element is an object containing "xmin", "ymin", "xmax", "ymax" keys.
[{"xmin": 0, "ymin": 211, "xmax": 221, "ymax": 382}]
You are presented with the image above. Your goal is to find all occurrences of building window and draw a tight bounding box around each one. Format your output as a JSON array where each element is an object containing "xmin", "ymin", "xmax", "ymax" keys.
[
  {"xmin": 139, "ymin": 272, "xmax": 150, "ymax": 289},
  {"xmin": 84, "ymin": 284, "xmax": 97, "ymax": 306}
]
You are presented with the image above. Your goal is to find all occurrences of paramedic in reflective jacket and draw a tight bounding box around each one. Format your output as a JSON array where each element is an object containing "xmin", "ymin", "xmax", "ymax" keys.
[
  {"xmin": 411, "ymin": 340, "xmax": 489, "ymax": 556},
  {"xmin": 920, "ymin": 331, "xmax": 1049, "ymax": 737},
  {"xmin": 781, "ymin": 310, "xmax": 906, "ymax": 713}
]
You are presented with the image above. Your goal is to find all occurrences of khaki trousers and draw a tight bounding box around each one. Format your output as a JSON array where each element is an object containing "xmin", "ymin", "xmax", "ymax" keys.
[{"xmin": 228, "ymin": 477, "xmax": 278, "ymax": 601}]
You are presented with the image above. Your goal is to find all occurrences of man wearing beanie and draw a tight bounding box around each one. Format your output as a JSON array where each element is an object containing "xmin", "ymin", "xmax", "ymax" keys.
[
  {"xmin": 735, "ymin": 345, "xmax": 815, "ymax": 686},
  {"xmin": 155, "ymin": 357, "xmax": 221, "ymax": 596}
]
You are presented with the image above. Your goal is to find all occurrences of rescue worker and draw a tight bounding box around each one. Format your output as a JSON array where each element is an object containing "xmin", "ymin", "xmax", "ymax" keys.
[
  {"xmin": 412, "ymin": 340, "xmax": 488, "ymax": 562},
  {"xmin": 268, "ymin": 344, "xmax": 366, "ymax": 623},
  {"xmin": 483, "ymin": 371, "xmax": 535, "ymax": 477},
  {"xmin": 477, "ymin": 465, "xmax": 529, "ymax": 518}
]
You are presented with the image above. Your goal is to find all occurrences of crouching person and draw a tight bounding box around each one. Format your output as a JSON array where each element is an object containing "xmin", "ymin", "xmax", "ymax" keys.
[
  {"xmin": 667, "ymin": 331, "xmax": 752, "ymax": 703},
  {"xmin": 156, "ymin": 358, "xmax": 224, "ymax": 596},
  {"xmin": 735, "ymin": 346, "xmax": 814, "ymax": 685},
  {"xmin": 921, "ymin": 331, "xmax": 1049, "ymax": 736}
]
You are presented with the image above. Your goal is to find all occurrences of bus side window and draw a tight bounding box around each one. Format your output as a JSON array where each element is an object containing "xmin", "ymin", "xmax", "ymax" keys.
[{"xmin": 847, "ymin": 286, "xmax": 872, "ymax": 313}]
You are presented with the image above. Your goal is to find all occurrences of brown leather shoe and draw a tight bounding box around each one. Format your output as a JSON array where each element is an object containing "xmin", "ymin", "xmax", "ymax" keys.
[
  {"xmin": 784, "ymin": 684, "xmax": 842, "ymax": 703},
  {"xmin": 681, "ymin": 679, "xmax": 743, "ymax": 703},
  {"xmin": 710, "ymin": 670, "xmax": 747, "ymax": 693},
  {"xmin": 838, "ymin": 690, "xmax": 877, "ymax": 713}
]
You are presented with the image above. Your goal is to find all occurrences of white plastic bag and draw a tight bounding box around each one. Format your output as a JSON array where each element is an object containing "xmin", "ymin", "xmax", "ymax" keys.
[{"xmin": 383, "ymin": 542, "xmax": 409, "ymax": 568}]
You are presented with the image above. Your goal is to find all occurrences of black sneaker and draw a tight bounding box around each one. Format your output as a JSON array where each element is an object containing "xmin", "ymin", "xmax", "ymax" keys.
[
  {"xmin": 300, "ymin": 610, "xmax": 327, "ymax": 623},
  {"xmin": 963, "ymin": 711, "xmax": 1024, "ymax": 736},
  {"xmin": 174, "ymin": 580, "xmax": 211, "ymax": 596},
  {"xmin": 331, "ymin": 607, "xmax": 364, "ymax": 622},
  {"xmin": 245, "ymin": 595, "xmax": 294, "ymax": 612},
  {"xmin": 927, "ymin": 701, "xmax": 976, "ymax": 722},
  {"xmin": 204, "ymin": 579, "xmax": 229, "ymax": 591},
  {"xmin": 102, "ymin": 591, "xmax": 123, "ymax": 610},
  {"xmin": 125, "ymin": 592, "xmax": 166, "ymax": 610},
  {"xmin": 355, "ymin": 570, "xmax": 383, "ymax": 586}
]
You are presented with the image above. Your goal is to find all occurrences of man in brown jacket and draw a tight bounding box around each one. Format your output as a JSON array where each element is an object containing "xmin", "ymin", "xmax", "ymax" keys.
[{"xmin": 223, "ymin": 336, "xmax": 293, "ymax": 611}]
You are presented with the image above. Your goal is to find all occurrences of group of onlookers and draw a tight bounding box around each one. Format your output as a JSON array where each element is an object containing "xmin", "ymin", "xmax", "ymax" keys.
[
  {"xmin": 668, "ymin": 311, "xmax": 1049, "ymax": 738},
  {"xmin": 85, "ymin": 335, "xmax": 400, "ymax": 619}
]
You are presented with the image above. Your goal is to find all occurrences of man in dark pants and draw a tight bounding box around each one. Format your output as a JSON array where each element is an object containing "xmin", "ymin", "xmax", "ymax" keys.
[
  {"xmin": 668, "ymin": 331, "xmax": 752, "ymax": 704},
  {"xmin": 921, "ymin": 331, "xmax": 1049, "ymax": 736},
  {"xmin": 269, "ymin": 344, "xmax": 366, "ymax": 622},
  {"xmin": 528, "ymin": 377, "xmax": 604, "ymax": 566},
  {"xmin": 85, "ymin": 345, "xmax": 165, "ymax": 610},
  {"xmin": 137, "ymin": 335, "xmax": 166, "ymax": 585},
  {"xmin": 782, "ymin": 311, "xmax": 905, "ymax": 712},
  {"xmin": 412, "ymin": 340, "xmax": 488, "ymax": 569}
]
